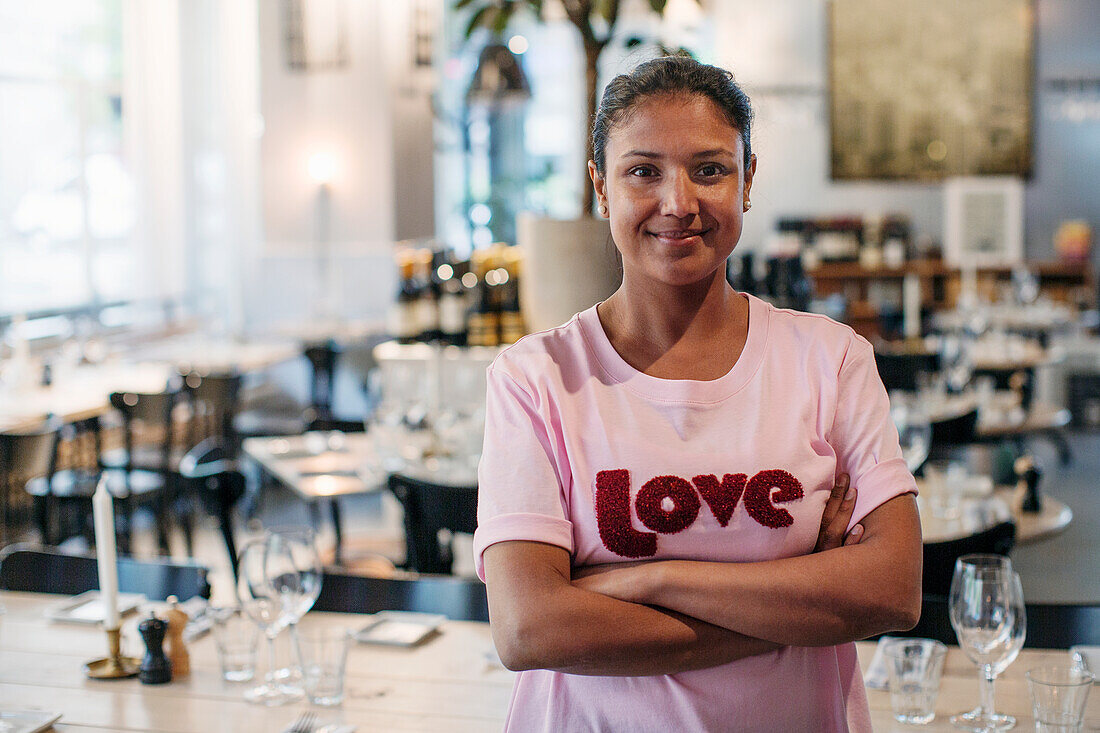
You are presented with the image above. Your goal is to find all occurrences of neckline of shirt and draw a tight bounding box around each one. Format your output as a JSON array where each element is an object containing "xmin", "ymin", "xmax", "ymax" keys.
[{"xmin": 577, "ymin": 292, "xmax": 771, "ymax": 404}]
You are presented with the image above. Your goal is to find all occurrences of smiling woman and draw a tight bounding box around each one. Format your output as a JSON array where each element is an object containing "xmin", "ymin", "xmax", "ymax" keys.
[{"xmin": 475, "ymin": 56, "xmax": 922, "ymax": 732}]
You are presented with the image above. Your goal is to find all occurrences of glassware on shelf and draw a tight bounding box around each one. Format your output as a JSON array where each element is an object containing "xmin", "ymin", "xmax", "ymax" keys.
[
  {"xmin": 948, "ymin": 554, "xmax": 1026, "ymax": 731},
  {"xmin": 235, "ymin": 539, "xmax": 301, "ymax": 706}
]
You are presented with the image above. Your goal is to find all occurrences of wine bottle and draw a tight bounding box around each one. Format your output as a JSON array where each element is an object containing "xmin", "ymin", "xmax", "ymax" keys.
[
  {"xmin": 499, "ymin": 247, "xmax": 526, "ymax": 344},
  {"xmin": 415, "ymin": 248, "xmax": 440, "ymax": 342},
  {"xmin": 438, "ymin": 256, "xmax": 469, "ymax": 346},
  {"xmin": 387, "ymin": 251, "xmax": 420, "ymax": 344},
  {"xmin": 466, "ymin": 249, "xmax": 500, "ymax": 347}
]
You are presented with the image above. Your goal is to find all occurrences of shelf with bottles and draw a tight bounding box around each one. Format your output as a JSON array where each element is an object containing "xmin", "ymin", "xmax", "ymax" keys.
[
  {"xmin": 809, "ymin": 259, "xmax": 1094, "ymax": 341},
  {"xmin": 386, "ymin": 242, "xmax": 528, "ymax": 350}
]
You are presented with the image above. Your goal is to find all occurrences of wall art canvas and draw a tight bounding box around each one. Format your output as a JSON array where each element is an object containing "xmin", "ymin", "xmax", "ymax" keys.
[{"xmin": 830, "ymin": 0, "xmax": 1033, "ymax": 180}]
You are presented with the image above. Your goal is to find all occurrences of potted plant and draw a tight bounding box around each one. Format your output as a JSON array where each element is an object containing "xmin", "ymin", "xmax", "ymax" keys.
[{"xmin": 456, "ymin": 0, "xmax": 699, "ymax": 331}]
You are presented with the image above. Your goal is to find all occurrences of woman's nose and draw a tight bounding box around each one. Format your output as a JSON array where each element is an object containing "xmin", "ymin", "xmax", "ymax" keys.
[{"xmin": 659, "ymin": 171, "xmax": 699, "ymax": 218}]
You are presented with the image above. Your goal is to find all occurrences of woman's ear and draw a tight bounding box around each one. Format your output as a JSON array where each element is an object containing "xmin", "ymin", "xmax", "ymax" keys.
[
  {"xmin": 743, "ymin": 153, "xmax": 757, "ymax": 201},
  {"xmin": 588, "ymin": 160, "xmax": 607, "ymax": 209}
]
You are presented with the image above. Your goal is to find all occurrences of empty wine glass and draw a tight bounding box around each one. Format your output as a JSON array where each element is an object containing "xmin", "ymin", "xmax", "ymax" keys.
[
  {"xmin": 266, "ymin": 527, "xmax": 323, "ymax": 688},
  {"xmin": 236, "ymin": 539, "xmax": 300, "ymax": 706},
  {"xmin": 949, "ymin": 555, "xmax": 1026, "ymax": 731},
  {"xmin": 890, "ymin": 392, "xmax": 932, "ymax": 474}
]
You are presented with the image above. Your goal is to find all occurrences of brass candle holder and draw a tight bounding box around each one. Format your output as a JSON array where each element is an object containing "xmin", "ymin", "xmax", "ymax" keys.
[{"xmin": 84, "ymin": 626, "xmax": 139, "ymax": 679}]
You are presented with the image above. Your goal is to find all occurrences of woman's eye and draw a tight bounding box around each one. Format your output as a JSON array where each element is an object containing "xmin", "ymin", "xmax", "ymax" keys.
[
  {"xmin": 698, "ymin": 164, "xmax": 725, "ymax": 177},
  {"xmin": 628, "ymin": 166, "xmax": 656, "ymax": 178}
]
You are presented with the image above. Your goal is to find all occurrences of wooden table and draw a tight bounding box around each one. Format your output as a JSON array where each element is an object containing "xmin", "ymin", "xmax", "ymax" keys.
[
  {"xmin": 122, "ymin": 335, "xmax": 301, "ymax": 375},
  {"xmin": 0, "ymin": 362, "xmax": 175, "ymax": 434},
  {"xmin": 1, "ymin": 591, "xmax": 1097, "ymax": 732}
]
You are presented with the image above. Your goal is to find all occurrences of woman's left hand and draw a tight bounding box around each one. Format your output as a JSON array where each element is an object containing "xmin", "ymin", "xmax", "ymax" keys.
[{"xmin": 814, "ymin": 473, "xmax": 863, "ymax": 552}]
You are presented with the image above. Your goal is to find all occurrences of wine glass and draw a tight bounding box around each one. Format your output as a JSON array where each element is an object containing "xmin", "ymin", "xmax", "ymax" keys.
[
  {"xmin": 266, "ymin": 527, "xmax": 323, "ymax": 687},
  {"xmin": 890, "ymin": 392, "xmax": 932, "ymax": 474},
  {"xmin": 949, "ymin": 555, "xmax": 1026, "ymax": 730},
  {"xmin": 235, "ymin": 538, "xmax": 300, "ymax": 705}
]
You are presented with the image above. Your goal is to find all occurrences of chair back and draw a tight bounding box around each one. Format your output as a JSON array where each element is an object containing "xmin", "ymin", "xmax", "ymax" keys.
[
  {"xmin": 926, "ymin": 407, "xmax": 980, "ymax": 464},
  {"xmin": 0, "ymin": 543, "xmax": 210, "ymax": 600},
  {"xmin": 874, "ymin": 350, "xmax": 940, "ymax": 392},
  {"xmin": 183, "ymin": 372, "xmax": 242, "ymax": 451},
  {"xmin": 109, "ymin": 389, "xmax": 178, "ymax": 473},
  {"xmin": 178, "ymin": 437, "xmax": 245, "ymax": 579},
  {"xmin": 315, "ymin": 570, "xmax": 488, "ymax": 621},
  {"xmin": 387, "ymin": 473, "xmax": 478, "ymax": 575},
  {"xmin": 921, "ymin": 520, "xmax": 1016, "ymax": 595},
  {"xmin": 901, "ymin": 594, "xmax": 1100, "ymax": 649},
  {"xmin": 304, "ymin": 342, "xmax": 339, "ymax": 420},
  {"xmin": 1, "ymin": 429, "xmax": 57, "ymax": 543}
]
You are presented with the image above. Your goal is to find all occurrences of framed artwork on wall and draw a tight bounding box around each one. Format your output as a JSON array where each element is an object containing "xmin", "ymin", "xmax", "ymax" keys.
[
  {"xmin": 943, "ymin": 177, "xmax": 1025, "ymax": 267},
  {"xmin": 829, "ymin": 0, "xmax": 1034, "ymax": 180}
]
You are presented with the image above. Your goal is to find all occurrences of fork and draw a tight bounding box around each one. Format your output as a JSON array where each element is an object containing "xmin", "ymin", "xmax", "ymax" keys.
[{"xmin": 288, "ymin": 712, "xmax": 317, "ymax": 733}]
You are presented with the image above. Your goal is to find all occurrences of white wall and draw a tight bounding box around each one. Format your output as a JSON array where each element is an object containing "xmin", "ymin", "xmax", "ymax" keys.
[
  {"xmin": 253, "ymin": 0, "xmax": 436, "ymax": 328},
  {"xmin": 710, "ymin": 0, "xmax": 1100, "ymax": 263}
]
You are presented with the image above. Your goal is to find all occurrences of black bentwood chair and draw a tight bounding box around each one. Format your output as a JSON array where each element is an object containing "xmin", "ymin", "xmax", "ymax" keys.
[
  {"xmin": 387, "ymin": 473, "xmax": 478, "ymax": 575},
  {"xmin": 314, "ymin": 570, "xmax": 488, "ymax": 622},
  {"xmin": 0, "ymin": 543, "xmax": 211, "ymax": 601},
  {"xmin": 921, "ymin": 520, "xmax": 1017, "ymax": 596},
  {"xmin": 901, "ymin": 595, "xmax": 1100, "ymax": 650}
]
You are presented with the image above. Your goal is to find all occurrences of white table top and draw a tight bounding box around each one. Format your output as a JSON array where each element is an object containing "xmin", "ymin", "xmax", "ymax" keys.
[
  {"xmin": 0, "ymin": 362, "xmax": 175, "ymax": 434},
  {"xmin": 918, "ymin": 483, "xmax": 1073, "ymax": 544},
  {"xmin": 242, "ymin": 431, "xmax": 478, "ymax": 501},
  {"xmin": 1, "ymin": 591, "xmax": 1097, "ymax": 732},
  {"xmin": 123, "ymin": 335, "xmax": 300, "ymax": 375}
]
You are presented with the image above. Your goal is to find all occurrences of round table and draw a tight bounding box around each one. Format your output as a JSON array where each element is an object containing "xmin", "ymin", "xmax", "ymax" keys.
[{"xmin": 918, "ymin": 483, "xmax": 1073, "ymax": 544}]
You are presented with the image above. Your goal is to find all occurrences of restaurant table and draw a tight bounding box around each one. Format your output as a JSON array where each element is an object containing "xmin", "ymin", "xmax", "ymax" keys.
[
  {"xmin": 242, "ymin": 432, "xmax": 477, "ymax": 566},
  {"xmin": 0, "ymin": 362, "xmax": 175, "ymax": 434},
  {"xmin": 121, "ymin": 335, "xmax": 301, "ymax": 375},
  {"xmin": 918, "ymin": 483, "xmax": 1074, "ymax": 545},
  {"xmin": 2, "ymin": 591, "xmax": 1098, "ymax": 732}
]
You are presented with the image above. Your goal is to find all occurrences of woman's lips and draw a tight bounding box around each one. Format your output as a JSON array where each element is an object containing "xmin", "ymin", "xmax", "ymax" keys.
[{"xmin": 650, "ymin": 229, "xmax": 707, "ymax": 245}]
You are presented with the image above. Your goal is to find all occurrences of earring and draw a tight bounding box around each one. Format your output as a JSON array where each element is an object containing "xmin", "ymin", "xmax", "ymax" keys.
[
  {"xmin": 598, "ymin": 203, "xmax": 608, "ymax": 217},
  {"xmin": 743, "ymin": 200, "xmax": 752, "ymax": 211}
]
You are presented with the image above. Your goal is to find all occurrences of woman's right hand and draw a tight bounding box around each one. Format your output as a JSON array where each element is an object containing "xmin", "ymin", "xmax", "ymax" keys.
[{"xmin": 814, "ymin": 473, "xmax": 863, "ymax": 552}]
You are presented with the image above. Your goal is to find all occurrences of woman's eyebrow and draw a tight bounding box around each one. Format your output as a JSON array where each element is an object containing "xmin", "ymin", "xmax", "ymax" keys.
[{"xmin": 620, "ymin": 148, "xmax": 736, "ymax": 159}]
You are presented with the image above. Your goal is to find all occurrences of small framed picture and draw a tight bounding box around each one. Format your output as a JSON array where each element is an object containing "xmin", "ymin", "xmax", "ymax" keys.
[{"xmin": 943, "ymin": 177, "xmax": 1025, "ymax": 267}]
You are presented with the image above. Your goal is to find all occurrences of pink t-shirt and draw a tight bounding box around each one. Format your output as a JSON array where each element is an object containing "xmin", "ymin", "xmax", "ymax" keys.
[{"xmin": 474, "ymin": 295, "xmax": 917, "ymax": 732}]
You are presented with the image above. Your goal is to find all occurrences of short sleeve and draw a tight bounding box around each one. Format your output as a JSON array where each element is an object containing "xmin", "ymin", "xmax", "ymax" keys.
[
  {"xmin": 473, "ymin": 364, "xmax": 574, "ymax": 581},
  {"xmin": 829, "ymin": 337, "xmax": 918, "ymax": 529}
]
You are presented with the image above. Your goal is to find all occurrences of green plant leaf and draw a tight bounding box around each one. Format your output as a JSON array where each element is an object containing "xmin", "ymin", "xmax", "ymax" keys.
[
  {"xmin": 491, "ymin": 2, "xmax": 515, "ymax": 35},
  {"xmin": 464, "ymin": 4, "xmax": 495, "ymax": 38},
  {"xmin": 454, "ymin": 0, "xmax": 481, "ymax": 10}
]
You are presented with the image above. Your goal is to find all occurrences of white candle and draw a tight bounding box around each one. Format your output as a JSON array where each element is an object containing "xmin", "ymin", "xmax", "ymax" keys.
[
  {"xmin": 92, "ymin": 478, "xmax": 120, "ymax": 629},
  {"xmin": 903, "ymin": 273, "xmax": 922, "ymax": 340}
]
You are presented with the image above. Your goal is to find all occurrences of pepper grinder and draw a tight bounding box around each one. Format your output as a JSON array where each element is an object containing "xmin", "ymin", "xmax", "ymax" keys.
[
  {"xmin": 1015, "ymin": 454, "xmax": 1043, "ymax": 514},
  {"xmin": 164, "ymin": 596, "xmax": 191, "ymax": 677},
  {"xmin": 138, "ymin": 613, "xmax": 172, "ymax": 684}
]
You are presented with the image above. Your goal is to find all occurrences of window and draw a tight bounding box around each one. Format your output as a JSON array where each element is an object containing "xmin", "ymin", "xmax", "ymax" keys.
[{"xmin": 0, "ymin": 0, "xmax": 133, "ymax": 315}]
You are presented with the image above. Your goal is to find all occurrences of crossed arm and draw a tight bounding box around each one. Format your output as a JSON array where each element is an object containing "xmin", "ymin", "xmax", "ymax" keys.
[{"xmin": 483, "ymin": 478, "xmax": 922, "ymax": 676}]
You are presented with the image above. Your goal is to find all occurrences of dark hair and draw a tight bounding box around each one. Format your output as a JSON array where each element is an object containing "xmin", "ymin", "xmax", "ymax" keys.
[{"xmin": 591, "ymin": 56, "xmax": 754, "ymax": 176}]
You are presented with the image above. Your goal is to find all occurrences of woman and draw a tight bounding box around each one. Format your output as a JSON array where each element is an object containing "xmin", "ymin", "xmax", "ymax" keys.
[{"xmin": 474, "ymin": 56, "xmax": 921, "ymax": 731}]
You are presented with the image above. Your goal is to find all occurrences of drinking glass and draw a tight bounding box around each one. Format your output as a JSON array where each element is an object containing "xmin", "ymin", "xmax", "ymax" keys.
[
  {"xmin": 212, "ymin": 608, "xmax": 259, "ymax": 682},
  {"xmin": 299, "ymin": 627, "xmax": 352, "ymax": 706},
  {"xmin": 1026, "ymin": 666, "xmax": 1094, "ymax": 732},
  {"xmin": 266, "ymin": 527, "xmax": 323, "ymax": 688},
  {"xmin": 891, "ymin": 393, "xmax": 932, "ymax": 474},
  {"xmin": 884, "ymin": 638, "xmax": 948, "ymax": 724},
  {"xmin": 949, "ymin": 556, "xmax": 1026, "ymax": 730},
  {"xmin": 236, "ymin": 539, "xmax": 300, "ymax": 705}
]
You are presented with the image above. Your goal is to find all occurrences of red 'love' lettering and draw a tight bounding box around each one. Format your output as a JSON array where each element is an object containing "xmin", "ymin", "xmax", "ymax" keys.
[{"xmin": 594, "ymin": 468, "xmax": 804, "ymax": 558}]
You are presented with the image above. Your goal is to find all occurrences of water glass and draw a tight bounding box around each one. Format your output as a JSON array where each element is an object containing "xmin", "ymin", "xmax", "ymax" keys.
[
  {"xmin": 299, "ymin": 627, "xmax": 351, "ymax": 706},
  {"xmin": 1026, "ymin": 666, "xmax": 1094, "ymax": 733},
  {"xmin": 924, "ymin": 459, "xmax": 964, "ymax": 520},
  {"xmin": 212, "ymin": 608, "xmax": 259, "ymax": 682},
  {"xmin": 884, "ymin": 638, "xmax": 948, "ymax": 725}
]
